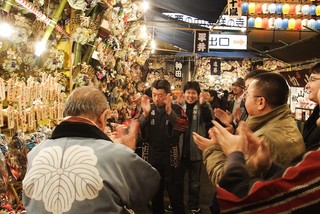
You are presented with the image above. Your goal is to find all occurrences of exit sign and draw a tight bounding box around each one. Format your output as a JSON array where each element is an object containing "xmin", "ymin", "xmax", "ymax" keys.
[{"xmin": 209, "ymin": 34, "xmax": 247, "ymax": 50}]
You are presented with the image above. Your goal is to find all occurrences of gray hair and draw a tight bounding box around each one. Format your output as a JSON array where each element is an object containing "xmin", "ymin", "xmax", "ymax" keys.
[{"xmin": 63, "ymin": 86, "xmax": 108, "ymax": 118}]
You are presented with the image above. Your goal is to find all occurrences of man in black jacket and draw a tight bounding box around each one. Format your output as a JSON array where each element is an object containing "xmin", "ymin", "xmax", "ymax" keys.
[{"xmin": 138, "ymin": 79, "xmax": 188, "ymax": 214}]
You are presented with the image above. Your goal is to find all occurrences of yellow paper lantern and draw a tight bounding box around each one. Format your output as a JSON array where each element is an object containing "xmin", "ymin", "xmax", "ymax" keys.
[
  {"xmin": 255, "ymin": 17, "xmax": 262, "ymax": 28},
  {"xmin": 283, "ymin": 3, "xmax": 290, "ymax": 15},
  {"xmin": 316, "ymin": 5, "xmax": 320, "ymax": 16},
  {"xmin": 288, "ymin": 18, "xmax": 296, "ymax": 30},
  {"xmin": 249, "ymin": 2, "xmax": 256, "ymax": 14}
]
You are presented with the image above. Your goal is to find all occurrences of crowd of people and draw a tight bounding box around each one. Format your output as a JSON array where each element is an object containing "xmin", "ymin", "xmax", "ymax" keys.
[{"xmin": 21, "ymin": 63, "xmax": 320, "ymax": 214}]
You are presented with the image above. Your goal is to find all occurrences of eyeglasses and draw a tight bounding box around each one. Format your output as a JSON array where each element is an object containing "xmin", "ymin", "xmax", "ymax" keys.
[
  {"xmin": 308, "ymin": 76, "xmax": 320, "ymax": 82},
  {"xmin": 243, "ymin": 90, "xmax": 264, "ymax": 102}
]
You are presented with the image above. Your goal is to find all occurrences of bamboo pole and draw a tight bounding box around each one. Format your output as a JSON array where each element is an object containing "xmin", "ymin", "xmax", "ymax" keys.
[
  {"xmin": 2, "ymin": 0, "xmax": 14, "ymax": 13},
  {"xmin": 41, "ymin": 0, "xmax": 68, "ymax": 42}
]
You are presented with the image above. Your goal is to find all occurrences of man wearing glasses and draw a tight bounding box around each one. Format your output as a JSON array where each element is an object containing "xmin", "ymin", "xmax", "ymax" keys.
[
  {"xmin": 303, "ymin": 62, "xmax": 320, "ymax": 149},
  {"xmin": 194, "ymin": 73, "xmax": 305, "ymax": 185}
]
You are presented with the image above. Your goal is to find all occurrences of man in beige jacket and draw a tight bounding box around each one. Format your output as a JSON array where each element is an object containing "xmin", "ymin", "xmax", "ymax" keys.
[{"xmin": 193, "ymin": 73, "xmax": 305, "ymax": 185}]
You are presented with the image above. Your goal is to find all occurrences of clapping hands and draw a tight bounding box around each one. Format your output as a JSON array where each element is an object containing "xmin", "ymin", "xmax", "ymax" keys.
[
  {"xmin": 193, "ymin": 120, "xmax": 273, "ymax": 175},
  {"xmin": 213, "ymin": 121, "xmax": 272, "ymax": 175}
]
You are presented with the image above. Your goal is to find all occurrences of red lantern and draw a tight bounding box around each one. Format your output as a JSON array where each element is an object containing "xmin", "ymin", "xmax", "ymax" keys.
[
  {"xmin": 262, "ymin": 18, "xmax": 269, "ymax": 29},
  {"xmin": 295, "ymin": 19, "xmax": 302, "ymax": 30},
  {"xmin": 290, "ymin": 4, "xmax": 296, "ymax": 15},
  {"xmin": 256, "ymin": 3, "xmax": 262, "ymax": 14}
]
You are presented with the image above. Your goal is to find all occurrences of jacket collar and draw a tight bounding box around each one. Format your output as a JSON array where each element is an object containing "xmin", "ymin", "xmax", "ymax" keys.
[
  {"xmin": 246, "ymin": 104, "xmax": 291, "ymax": 132},
  {"xmin": 51, "ymin": 117, "xmax": 112, "ymax": 141}
]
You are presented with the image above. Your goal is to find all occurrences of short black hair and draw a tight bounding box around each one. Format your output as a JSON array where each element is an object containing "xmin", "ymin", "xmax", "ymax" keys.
[
  {"xmin": 208, "ymin": 90, "xmax": 218, "ymax": 98},
  {"xmin": 244, "ymin": 69, "xmax": 269, "ymax": 81},
  {"xmin": 183, "ymin": 81, "xmax": 201, "ymax": 95},
  {"xmin": 152, "ymin": 79, "xmax": 171, "ymax": 93},
  {"xmin": 309, "ymin": 62, "xmax": 320, "ymax": 75},
  {"xmin": 253, "ymin": 73, "xmax": 289, "ymax": 108},
  {"xmin": 144, "ymin": 87, "xmax": 152, "ymax": 98}
]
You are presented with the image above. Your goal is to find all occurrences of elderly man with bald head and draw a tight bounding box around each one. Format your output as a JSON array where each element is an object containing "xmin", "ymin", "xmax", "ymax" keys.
[{"xmin": 23, "ymin": 86, "xmax": 160, "ymax": 214}]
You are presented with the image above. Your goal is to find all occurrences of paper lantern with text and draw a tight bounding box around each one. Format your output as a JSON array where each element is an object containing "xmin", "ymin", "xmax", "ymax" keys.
[
  {"xmin": 262, "ymin": 3, "xmax": 269, "ymax": 14},
  {"xmin": 276, "ymin": 3, "xmax": 283, "ymax": 14},
  {"xmin": 283, "ymin": 3, "xmax": 290, "ymax": 15},
  {"xmin": 308, "ymin": 19, "xmax": 315, "ymax": 29},
  {"xmin": 316, "ymin": 5, "xmax": 320, "ymax": 16},
  {"xmin": 288, "ymin": 18, "xmax": 296, "ymax": 30},
  {"xmin": 290, "ymin": 4, "xmax": 296, "ymax": 15},
  {"xmin": 242, "ymin": 2, "xmax": 249, "ymax": 14},
  {"xmin": 315, "ymin": 20, "xmax": 320, "ymax": 29},
  {"xmin": 282, "ymin": 18, "xmax": 289, "ymax": 29},
  {"xmin": 262, "ymin": 18, "xmax": 269, "ymax": 29},
  {"xmin": 302, "ymin": 5, "xmax": 310, "ymax": 15},
  {"xmin": 255, "ymin": 17, "xmax": 262, "ymax": 28},
  {"xmin": 302, "ymin": 19, "xmax": 308, "ymax": 29},
  {"xmin": 296, "ymin": 4, "xmax": 302, "ymax": 15},
  {"xmin": 310, "ymin": 5, "xmax": 316, "ymax": 15},
  {"xmin": 275, "ymin": 18, "xmax": 282, "ymax": 29},
  {"xmin": 248, "ymin": 17, "xmax": 255, "ymax": 27},
  {"xmin": 295, "ymin": 19, "xmax": 302, "ymax": 30},
  {"xmin": 268, "ymin": 18, "xmax": 275, "ymax": 29},
  {"xmin": 269, "ymin": 3, "xmax": 276, "ymax": 14},
  {"xmin": 249, "ymin": 2, "xmax": 256, "ymax": 14},
  {"xmin": 256, "ymin": 3, "xmax": 262, "ymax": 14}
]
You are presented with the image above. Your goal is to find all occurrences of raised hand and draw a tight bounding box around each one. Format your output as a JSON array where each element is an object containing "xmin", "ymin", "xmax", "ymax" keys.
[
  {"xmin": 214, "ymin": 108, "xmax": 233, "ymax": 125},
  {"xmin": 193, "ymin": 131, "xmax": 217, "ymax": 151},
  {"xmin": 199, "ymin": 92, "xmax": 208, "ymax": 105},
  {"xmin": 242, "ymin": 127, "xmax": 272, "ymax": 175},
  {"xmin": 165, "ymin": 93, "xmax": 172, "ymax": 114},
  {"xmin": 141, "ymin": 95, "xmax": 151, "ymax": 117},
  {"xmin": 212, "ymin": 121, "xmax": 246, "ymax": 156},
  {"xmin": 234, "ymin": 107, "xmax": 244, "ymax": 123},
  {"xmin": 119, "ymin": 120, "xmax": 139, "ymax": 150}
]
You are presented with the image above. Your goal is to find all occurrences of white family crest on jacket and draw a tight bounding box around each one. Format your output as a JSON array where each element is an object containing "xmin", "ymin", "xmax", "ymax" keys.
[{"xmin": 23, "ymin": 145, "xmax": 103, "ymax": 214}]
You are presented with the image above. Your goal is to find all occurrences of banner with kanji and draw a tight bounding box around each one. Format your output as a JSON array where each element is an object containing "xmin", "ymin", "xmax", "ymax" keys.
[{"xmin": 194, "ymin": 31, "xmax": 209, "ymax": 53}]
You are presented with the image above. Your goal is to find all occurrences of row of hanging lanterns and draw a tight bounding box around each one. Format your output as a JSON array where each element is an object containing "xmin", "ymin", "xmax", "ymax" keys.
[
  {"xmin": 242, "ymin": 2, "xmax": 320, "ymax": 16},
  {"xmin": 248, "ymin": 17, "xmax": 320, "ymax": 30}
]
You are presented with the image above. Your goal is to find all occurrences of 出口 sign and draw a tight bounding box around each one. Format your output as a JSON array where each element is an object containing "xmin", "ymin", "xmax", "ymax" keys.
[{"xmin": 209, "ymin": 34, "xmax": 247, "ymax": 50}]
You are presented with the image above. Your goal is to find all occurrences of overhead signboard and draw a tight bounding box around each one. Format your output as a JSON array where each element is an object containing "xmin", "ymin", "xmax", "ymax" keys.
[
  {"xmin": 227, "ymin": 0, "xmax": 242, "ymax": 16},
  {"xmin": 213, "ymin": 15, "xmax": 247, "ymax": 31},
  {"xmin": 194, "ymin": 31, "xmax": 209, "ymax": 53},
  {"xmin": 162, "ymin": 12, "xmax": 212, "ymax": 28},
  {"xmin": 209, "ymin": 34, "xmax": 247, "ymax": 50}
]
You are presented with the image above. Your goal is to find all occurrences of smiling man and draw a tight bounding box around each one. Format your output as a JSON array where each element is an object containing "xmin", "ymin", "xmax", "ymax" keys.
[
  {"xmin": 303, "ymin": 62, "xmax": 320, "ymax": 149},
  {"xmin": 179, "ymin": 81, "xmax": 213, "ymax": 214}
]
